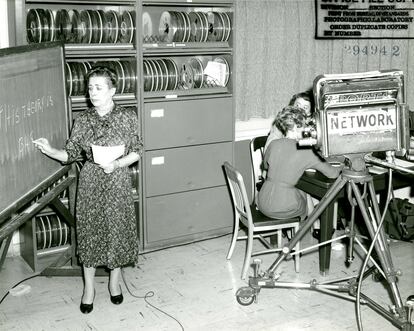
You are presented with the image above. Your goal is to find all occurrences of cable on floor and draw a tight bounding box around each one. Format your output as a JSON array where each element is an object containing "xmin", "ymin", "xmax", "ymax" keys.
[
  {"xmin": 0, "ymin": 273, "xmax": 41, "ymax": 305},
  {"xmin": 121, "ymin": 268, "xmax": 185, "ymax": 331}
]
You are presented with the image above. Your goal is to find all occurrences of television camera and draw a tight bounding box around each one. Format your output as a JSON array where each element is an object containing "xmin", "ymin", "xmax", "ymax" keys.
[{"xmin": 236, "ymin": 70, "xmax": 414, "ymax": 330}]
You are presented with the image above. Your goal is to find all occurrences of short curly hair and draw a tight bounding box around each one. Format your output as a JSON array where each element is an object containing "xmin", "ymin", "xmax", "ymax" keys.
[
  {"xmin": 288, "ymin": 89, "xmax": 315, "ymax": 114},
  {"xmin": 273, "ymin": 106, "xmax": 306, "ymax": 137},
  {"xmin": 86, "ymin": 66, "xmax": 118, "ymax": 89}
]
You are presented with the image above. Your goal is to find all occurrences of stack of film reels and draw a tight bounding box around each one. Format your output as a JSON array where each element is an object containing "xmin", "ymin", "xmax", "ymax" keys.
[
  {"xmin": 145, "ymin": 10, "xmax": 231, "ymax": 43},
  {"xmin": 26, "ymin": 8, "xmax": 135, "ymax": 44},
  {"xmin": 65, "ymin": 61, "xmax": 136, "ymax": 96},
  {"xmin": 35, "ymin": 214, "xmax": 71, "ymax": 251},
  {"xmin": 33, "ymin": 178, "xmax": 71, "ymax": 251},
  {"xmin": 143, "ymin": 56, "xmax": 229, "ymax": 92}
]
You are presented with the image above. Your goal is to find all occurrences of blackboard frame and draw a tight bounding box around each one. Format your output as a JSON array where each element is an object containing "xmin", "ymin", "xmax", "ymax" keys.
[{"xmin": 0, "ymin": 42, "xmax": 70, "ymax": 224}]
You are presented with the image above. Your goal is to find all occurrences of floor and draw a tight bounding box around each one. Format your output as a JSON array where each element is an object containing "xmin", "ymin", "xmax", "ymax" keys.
[{"xmin": 0, "ymin": 231, "xmax": 413, "ymax": 331}]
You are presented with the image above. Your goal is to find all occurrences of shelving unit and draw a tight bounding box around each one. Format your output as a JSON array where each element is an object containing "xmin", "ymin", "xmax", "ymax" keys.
[
  {"xmin": 139, "ymin": 0, "xmax": 234, "ymax": 251},
  {"xmin": 9, "ymin": 0, "xmax": 235, "ymax": 257}
]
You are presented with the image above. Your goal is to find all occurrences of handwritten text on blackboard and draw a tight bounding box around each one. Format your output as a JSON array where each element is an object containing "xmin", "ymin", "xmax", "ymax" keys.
[{"xmin": 0, "ymin": 95, "xmax": 55, "ymax": 132}]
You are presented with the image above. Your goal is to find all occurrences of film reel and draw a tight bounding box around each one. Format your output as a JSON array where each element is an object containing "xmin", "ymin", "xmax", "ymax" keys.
[
  {"xmin": 189, "ymin": 12, "xmax": 205, "ymax": 42},
  {"xmin": 129, "ymin": 61, "xmax": 137, "ymax": 93},
  {"xmin": 65, "ymin": 62, "xmax": 73, "ymax": 97},
  {"xmin": 44, "ymin": 9, "xmax": 55, "ymax": 42},
  {"xmin": 69, "ymin": 62, "xmax": 80, "ymax": 96},
  {"xmin": 89, "ymin": 9, "xmax": 103, "ymax": 43},
  {"xmin": 207, "ymin": 11, "xmax": 225, "ymax": 42},
  {"xmin": 174, "ymin": 12, "xmax": 186, "ymax": 43},
  {"xmin": 159, "ymin": 11, "xmax": 178, "ymax": 43},
  {"xmin": 213, "ymin": 56, "xmax": 230, "ymax": 86},
  {"xmin": 77, "ymin": 62, "xmax": 90, "ymax": 96},
  {"xmin": 180, "ymin": 62, "xmax": 195, "ymax": 89},
  {"xmin": 153, "ymin": 59, "xmax": 165, "ymax": 91},
  {"xmin": 103, "ymin": 10, "xmax": 119, "ymax": 43},
  {"xmin": 176, "ymin": 11, "xmax": 189, "ymax": 43},
  {"xmin": 56, "ymin": 9, "xmax": 73, "ymax": 42},
  {"xmin": 189, "ymin": 57, "xmax": 204, "ymax": 88},
  {"xmin": 143, "ymin": 61, "xmax": 153, "ymax": 92},
  {"xmin": 37, "ymin": 9, "xmax": 51, "ymax": 42},
  {"xmin": 165, "ymin": 58, "xmax": 179, "ymax": 90},
  {"xmin": 113, "ymin": 60, "xmax": 125, "ymax": 94},
  {"xmin": 222, "ymin": 12, "xmax": 232, "ymax": 42},
  {"xmin": 26, "ymin": 9, "xmax": 43, "ymax": 43},
  {"xmin": 97, "ymin": 10, "xmax": 109, "ymax": 43},
  {"xmin": 119, "ymin": 10, "xmax": 134, "ymax": 44},
  {"xmin": 142, "ymin": 11, "xmax": 153, "ymax": 42},
  {"xmin": 158, "ymin": 59, "xmax": 169, "ymax": 91},
  {"xmin": 79, "ymin": 10, "xmax": 93, "ymax": 43},
  {"xmin": 121, "ymin": 61, "xmax": 132, "ymax": 93},
  {"xmin": 70, "ymin": 9, "xmax": 82, "ymax": 43},
  {"xmin": 217, "ymin": 12, "xmax": 228, "ymax": 42},
  {"xmin": 36, "ymin": 216, "xmax": 47, "ymax": 250},
  {"xmin": 147, "ymin": 59, "xmax": 160, "ymax": 92}
]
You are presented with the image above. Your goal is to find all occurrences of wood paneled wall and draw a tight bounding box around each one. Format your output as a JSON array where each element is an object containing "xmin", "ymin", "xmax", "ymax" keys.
[{"xmin": 235, "ymin": 0, "xmax": 414, "ymax": 121}]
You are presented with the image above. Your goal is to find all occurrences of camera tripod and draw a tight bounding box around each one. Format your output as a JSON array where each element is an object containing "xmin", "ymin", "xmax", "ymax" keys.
[{"xmin": 236, "ymin": 155, "xmax": 414, "ymax": 330}]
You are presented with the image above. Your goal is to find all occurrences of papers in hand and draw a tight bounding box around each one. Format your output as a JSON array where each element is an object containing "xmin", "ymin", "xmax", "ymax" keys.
[{"xmin": 91, "ymin": 144, "xmax": 125, "ymax": 165}]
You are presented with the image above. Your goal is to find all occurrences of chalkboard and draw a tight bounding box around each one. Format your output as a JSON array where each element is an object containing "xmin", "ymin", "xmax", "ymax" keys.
[{"xmin": 0, "ymin": 42, "xmax": 69, "ymax": 221}]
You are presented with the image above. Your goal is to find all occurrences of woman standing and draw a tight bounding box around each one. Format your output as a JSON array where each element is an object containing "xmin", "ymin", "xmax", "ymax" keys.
[{"xmin": 33, "ymin": 67, "xmax": 142, "ymax": 314}]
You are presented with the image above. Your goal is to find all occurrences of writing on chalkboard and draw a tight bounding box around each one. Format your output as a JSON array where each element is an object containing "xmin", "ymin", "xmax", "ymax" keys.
[{"xmin": 0, "ymin": 95, "xmax": 54, "ymax": 132}]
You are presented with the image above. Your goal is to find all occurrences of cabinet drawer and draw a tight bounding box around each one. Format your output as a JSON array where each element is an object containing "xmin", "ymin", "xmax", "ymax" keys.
[
  {"xmin": 145, "ymin": 186, "xmax": 232, "ymax": 246},
  {"xmin": 144, "ymin": 97, "xmax": 233, "ymax": 149},
  {"xmin": 145, "ymin": 142, "xmax": 232, "ymax": 197}
]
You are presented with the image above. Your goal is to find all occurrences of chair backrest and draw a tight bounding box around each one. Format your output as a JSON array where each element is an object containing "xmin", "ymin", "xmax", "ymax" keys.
[
  {"xmin": 249, "ymin": 135, "xmax": 267, "ymax": 201},
  {"xmin": 223, "ymin": 162, "xmax": 252, "ymax": 227}
]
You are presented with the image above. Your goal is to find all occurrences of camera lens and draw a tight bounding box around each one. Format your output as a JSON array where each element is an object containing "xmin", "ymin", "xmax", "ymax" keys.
[{"xmin": 302, "ymin": 130, "xmax": 311, "ymax": 138}]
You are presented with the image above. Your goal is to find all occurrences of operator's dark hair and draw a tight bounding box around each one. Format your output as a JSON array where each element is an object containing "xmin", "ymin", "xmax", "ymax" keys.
[
  {"xmin": 273, "ymin": 106, "xmax": 306, "ymax": 137},
  {"xmin": 288, "ymin": 89, "xmax": 315, "ymax": 114},
  {"xmin": 86, "ymin": 66, "xmax": 118, "ymax": 89}
]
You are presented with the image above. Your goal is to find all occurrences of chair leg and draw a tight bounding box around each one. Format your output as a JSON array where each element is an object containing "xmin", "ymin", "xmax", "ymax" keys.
[
  {"xmin": 242, "ymin": 228, "xmax": 254, "ymax": 279},
  {"xmin": 227, "ymin": 215, "xmax": 240, "ymax": 260},
  {"xmin": 294, "ymin": 224, "xmax": 300, "ymax": 273}
]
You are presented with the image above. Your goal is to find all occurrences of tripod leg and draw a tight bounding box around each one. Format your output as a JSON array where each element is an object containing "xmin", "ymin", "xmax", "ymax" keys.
[
  {"xmin": 347, "ymin": 203, "xmax": 356, "ymax": 263},
  {"xmin": 366, "ymin": 181, "xmax": 394, "ymax": 265},
  {"xmin": 267, "ymin": 175, "xmax": 348, "ymax": 274},
  {"xmin": 349, "ymin": 180, "xmax": 405, "ymax": 313}
]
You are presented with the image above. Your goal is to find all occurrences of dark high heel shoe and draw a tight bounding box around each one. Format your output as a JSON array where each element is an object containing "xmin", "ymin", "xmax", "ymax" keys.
[
  {"xmin": 80, "ymin": 290, "xmax": 95, "ymax": 314},
  {"xmin": 109, "ymin": 286, "xmax": 123, "ymax": 305}
]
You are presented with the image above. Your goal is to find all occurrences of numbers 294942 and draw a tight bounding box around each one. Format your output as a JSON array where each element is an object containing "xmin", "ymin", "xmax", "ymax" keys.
[{"xmin": 344, "ymin": 45, "xmax": 400, "ymax": 56}]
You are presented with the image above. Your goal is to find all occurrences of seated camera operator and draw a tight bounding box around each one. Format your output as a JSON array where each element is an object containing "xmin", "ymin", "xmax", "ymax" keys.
[
  {"xmin": 264, "ymin": 90, "xmax": 314, "ymax": 153},
  {"xmin": 257, "ymin": 106, "xmax": 342, "ymax": 220}
]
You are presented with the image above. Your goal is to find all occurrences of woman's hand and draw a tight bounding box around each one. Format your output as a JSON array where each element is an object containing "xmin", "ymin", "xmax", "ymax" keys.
[
  {"xmin": 32, "ymin": 138, "xmax": 69, "ymax": 163},
  {"xmin": 100, "ymin": 160, "xmax": 118, "ymax": 174},
  {"xmin": 32, "ymin": 138, "xmax": 54, "ymax": 155}
]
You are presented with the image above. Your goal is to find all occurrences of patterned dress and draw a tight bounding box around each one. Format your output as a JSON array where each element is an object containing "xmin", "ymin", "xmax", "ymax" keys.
[{"xmin": 64, "ymin": 104, "xmax": 142, "ymax": 269}]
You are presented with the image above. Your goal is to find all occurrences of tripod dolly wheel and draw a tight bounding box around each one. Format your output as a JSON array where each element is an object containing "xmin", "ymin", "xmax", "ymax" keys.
[{"xmin": 236, "ymin": 286, "xmax": 256, "ymax": 306}]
